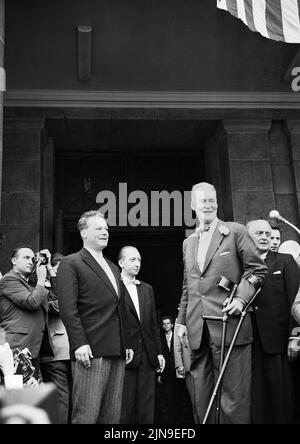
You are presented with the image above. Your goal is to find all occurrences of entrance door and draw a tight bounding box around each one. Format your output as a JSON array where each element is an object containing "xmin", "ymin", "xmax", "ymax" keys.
[{"xmin": 56, "ymin": 151, "xmax": 204, "ymax": 317}]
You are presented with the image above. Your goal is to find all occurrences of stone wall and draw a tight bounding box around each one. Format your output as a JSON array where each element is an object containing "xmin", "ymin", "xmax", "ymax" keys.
[{"xmin": 0, "ymin": 118, "xmax": 44, "ymax": 273}]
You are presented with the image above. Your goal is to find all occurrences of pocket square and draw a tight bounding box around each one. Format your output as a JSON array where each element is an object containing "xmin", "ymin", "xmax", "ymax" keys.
[
  {"xmin": 273, "ymin": 271, "xmax": 282, "ymax": 275},
  {"xmin": 220, "ymin": 251, "xmax": 232, "ymax": 257}
]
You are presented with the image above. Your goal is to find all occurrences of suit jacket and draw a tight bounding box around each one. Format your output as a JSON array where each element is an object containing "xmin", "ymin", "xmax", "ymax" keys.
[
  {"xmin": 161, "ymin": 331, "xmax": 176, "ymax": 382},
  {"xmin": 57, "ymin": 248, "xmax": 129, "ymax": 360},
  {"xmin": 123, "ymin": 281, "xmax": 162, "ymax": 369},
  {"xmin": 292, "ymin": 286, "xmax": 300, "ymax": 325},
  {"xmin": 41, "ymin": 277, "xmax": 70, "ymax": 363},
  {"xmin": 177, "ymin": 220, "xmax": 267, "ymax": 350},
  {"xmin": 174, "ymin": 323, "xmax": 191, "ymax": 376},
  {"xmin": 0, "ymin": 270, "xmax": 52, "ymax": 359},
  {"xmin": 254, "ymin": 251, "xmax": 300, "ymax": 354}
]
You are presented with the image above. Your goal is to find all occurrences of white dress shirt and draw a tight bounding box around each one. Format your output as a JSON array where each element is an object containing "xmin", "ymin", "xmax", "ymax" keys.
[
  {"xmin": 261, "ymin": 252, "xmax": 268, "ymax": 262},
  {"xmin": 122, "ymin": 274, "xmax": 140, "ymax": 320},
  {"xmin": 197, "ymin": 218, "xmax": 219, "ymax": 272},
  {"xmin": 165, "ymin": 331, "xmax": 173, "ymax": 350},
  {"xmin": 85, "ymin": 247, "xmax": 119, "ymax": 296}
]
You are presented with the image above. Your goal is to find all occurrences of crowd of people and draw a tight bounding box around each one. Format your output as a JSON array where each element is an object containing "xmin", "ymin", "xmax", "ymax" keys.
[{"xmin": 0, "ymin": 181, "xmax": 300, "ymax": 424}]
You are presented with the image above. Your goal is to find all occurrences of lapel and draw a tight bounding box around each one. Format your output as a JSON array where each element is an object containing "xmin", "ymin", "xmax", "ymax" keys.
[
  {"xmin": 124, "ymin": 284, "xmax": 140, "ymax": 321},
  {"xmin": 137, "ymin": 284, "xmax": 144, "ymax": 324},
  {"xmin": 80, "ymin": 249, "xmax": 119, "ymax": 299},
  {"xmin": 265, "ymin": 251, "xmax": 277, "ymax": 273},
  {"xmin": 189, "ymin": 232, "xmax": 201, "ymax": 273},
  {"xmin": 201, "ymin": 221, "xmax": 227, "ymax": 274},
  {"xmin": 12, "ymin": 270, "xmax": 32, "ymax": 288},
  {"xmin": 108, "ymin": 258, "xmax": 121, "ymax": 297}
]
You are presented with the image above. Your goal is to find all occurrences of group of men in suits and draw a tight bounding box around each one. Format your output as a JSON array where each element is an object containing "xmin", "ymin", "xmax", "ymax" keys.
[
  {"xmin": 1, "ymin": 179, "xmax": 300, "ymax": 425},
  {"xmin": 56, "ymin": 211, "xmax": 168, "ymax": 424},
  {"xmin": 177, "ymin": 182, "xmax": 300, "ymax": 424}
]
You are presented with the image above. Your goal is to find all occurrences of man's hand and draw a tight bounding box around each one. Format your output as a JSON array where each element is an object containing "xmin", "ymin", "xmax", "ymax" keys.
[
  {"xmin": 75, "ymin": 345, "xmax": 93, "ymax": 368},
  {"xmin": 24, "ymin": 377, "xmax": 39, "ymax": 389},
  {"xmin": 39, "ymin": 249, "xmax": 52, "ymax": 270},
  {"xmin": 177, "ymin": 365, "xmax": 186, "ymax": 377},
  {"xmin": 288, "ymin": 338, "xmax": 300, "ymax": 362},
  {"xmin": 222, "ymin": 298, "xmax": 244, "ymax": 316},
  {"xmin": 36, "ymin": 262, "xmax": 47, "ymax": 286},
  {"xmin": 126, "ymin": 349, "xmax": 134, "ymax": 365},
  {"xmin": 0, "ymin": 342, "xmax": 14, "ymax": 376},
  {"xmin": 176, "ymin": 324, "xmax": 189, "ymax": 348},
  {"xmin": 157, "ymin": 355, "xmax": 165, "ymax": 373}
]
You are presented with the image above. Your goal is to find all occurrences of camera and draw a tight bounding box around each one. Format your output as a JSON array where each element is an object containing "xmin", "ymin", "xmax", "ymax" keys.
[
  {"xmin": 13, "ymin": 348, "xmax": 35, "ymax": 384},
  {"xmin": 34, "ymin": 252, "xmax": 49, "ymax": 266}
]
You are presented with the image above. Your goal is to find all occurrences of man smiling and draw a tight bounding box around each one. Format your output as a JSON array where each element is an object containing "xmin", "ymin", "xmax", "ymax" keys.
[
  {"xmin": 57, "ymin": 211, "xmax": 133, "ymax": 424},
  {"xmin": 177, "ymin": 183, "xmax": 267, "ymax": 424}
]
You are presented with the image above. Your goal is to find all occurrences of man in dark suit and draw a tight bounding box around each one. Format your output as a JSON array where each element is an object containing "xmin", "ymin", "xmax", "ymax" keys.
[
  {"xmin": 247, "ymin": 219, "xmax": 300, "ymax": 424},
  {"xmin": 160, "ymin": 316, "xmax": 182, "ymax": 424},
  {"xmin": 0, "ymin": 246, "xmax": 53, "ymax": 377},
  {"xmin": 57, "ymin": 211, "xmax": 133, "ymax": 424},
  {"xmin": 177, "ymin": 183, "xmax": 267, "ymax": 424},
  {"xmin": 119, "ymin": 246, "xmax": 164, "ymax": 424}
]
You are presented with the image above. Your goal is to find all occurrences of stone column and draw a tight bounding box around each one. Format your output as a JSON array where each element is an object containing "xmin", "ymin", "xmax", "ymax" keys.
[
  {"xmin": 286, "ymin": 121, "xmax": 300, "ymax": 226},
  {"xmin": 269, "ymin": 121, "xmax": 299, "ymax": 241},
  {"xmin": 0, "ymin": 118, "xmax": 45, "ymax": 273},
  {"xmin": 221, "ymin": 120, "xmax": 274, "ymax": 224}
]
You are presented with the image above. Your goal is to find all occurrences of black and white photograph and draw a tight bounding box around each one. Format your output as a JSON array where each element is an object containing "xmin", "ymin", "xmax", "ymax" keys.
[{"xmin": 0, "ymin": 0, "xmax": 300, "ymax": 428}]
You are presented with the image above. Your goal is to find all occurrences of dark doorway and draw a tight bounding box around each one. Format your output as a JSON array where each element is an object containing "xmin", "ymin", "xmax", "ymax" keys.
[{"xmin": 51, "ymin": 118, "xmax": 214, "ymax": 317}]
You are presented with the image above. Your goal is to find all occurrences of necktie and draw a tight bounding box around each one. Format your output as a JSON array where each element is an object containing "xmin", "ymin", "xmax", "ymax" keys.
[
  {"xmin": 197, "ymin": 227, "xmax": 211, "ymax": 272},
  {"xmin": 199, "ymin": 224, "xmax": 210, "ymax": 233}
]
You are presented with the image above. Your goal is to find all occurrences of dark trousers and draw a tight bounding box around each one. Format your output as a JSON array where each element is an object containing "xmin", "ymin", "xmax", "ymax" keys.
[
  {"xmin": 31, "ymin": 357, "xmax": 41, "ymax": 380},
  {"xmin": 40, "ymin": 360, "xmax": 71, "ymax": 424},
  {"xmin": 72, "ymin": 357, "xmax": 125, "ymax": 424},
  {"xmin": 190, "ymin": 323, "xmax": 252, "ymax": 424},
  {"xmin": 251, "ymin": 321, "xmax": 295, "ymax": 424},
  {"xmin": 121, "ymin": 351, "xmax": 156, "ymax": 424},
  {"xmin": 160, "ymin": 373, "xmax": 183, "ymax": 424}
]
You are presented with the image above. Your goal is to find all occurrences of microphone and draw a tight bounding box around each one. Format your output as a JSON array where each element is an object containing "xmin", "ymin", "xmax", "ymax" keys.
[
  {"xmin": 269, "ymin": 210, "xmax": 286, "ymax": 223},
  {"xmin": 269, "ymin": 210, "xmax": 300, "ymax": 236}
]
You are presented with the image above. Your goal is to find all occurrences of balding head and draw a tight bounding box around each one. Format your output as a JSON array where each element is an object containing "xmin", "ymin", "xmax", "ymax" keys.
[
  {"xmin": 118, "ymin": 246, "xmax": 142, "ymax": 280},
  {"xmin": 247, "ymin": 220, "xmax": 272, "ymax": 254}
]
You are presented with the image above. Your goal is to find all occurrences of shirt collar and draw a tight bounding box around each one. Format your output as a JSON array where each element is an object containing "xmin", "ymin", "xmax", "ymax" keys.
[
  {"xmin": 122, "ymin": 274, "xmax": 140, "ymax": 286},
  {"xmin": 261, "ymin": 252, "xmax": 268, "ymax": 261},
  {"xmin": 85, "ymin": 247, "xmax": 104, "ymax": 259},
  {"xmin": 15, "ymin": 271, "xmax": 29, "ymax": 282},
  {"xmin": 197, "ymin": 217, "xmax": 219, "ymax": 234}
]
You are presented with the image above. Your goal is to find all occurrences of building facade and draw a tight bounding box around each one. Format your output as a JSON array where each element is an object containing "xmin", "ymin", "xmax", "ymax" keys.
[{"xmin": 1, "ymin": 0, "xmax": 300, "ymax": 315}]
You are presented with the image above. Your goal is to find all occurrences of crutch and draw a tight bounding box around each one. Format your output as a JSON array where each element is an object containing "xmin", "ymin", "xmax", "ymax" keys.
[
  {"xmin": 202, "ymin": 288, "xmax": 261, "ymax": 425},
  {"xmin": 202, "ymin": 277, "xmax": 238, "ymax": 424}
]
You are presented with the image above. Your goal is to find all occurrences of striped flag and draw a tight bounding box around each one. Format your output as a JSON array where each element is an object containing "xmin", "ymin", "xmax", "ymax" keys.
[{"xmin": 217, "ymin": 0, "xmax": 300, "ymax": 43}]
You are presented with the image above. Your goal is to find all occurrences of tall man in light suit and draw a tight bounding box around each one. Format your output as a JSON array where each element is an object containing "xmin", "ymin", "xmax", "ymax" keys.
[
  {"xmin": 177, "ymin": 183, "xmax": 267, "ymax": 424},
  {"xmin": 57, "ymin": 211, "xmax": 133, "ymax": 424}
]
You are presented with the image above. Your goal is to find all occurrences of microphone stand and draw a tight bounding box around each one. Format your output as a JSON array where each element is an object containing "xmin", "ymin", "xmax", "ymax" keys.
[{"xmin": 271, "ymin": 214, "xmax": 300, "ymax": 236}]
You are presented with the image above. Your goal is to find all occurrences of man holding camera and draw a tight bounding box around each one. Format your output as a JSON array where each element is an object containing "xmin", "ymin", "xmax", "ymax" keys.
[{"xmin": 0, "ymin": 246, "xmax": 53, "ymax": 376}]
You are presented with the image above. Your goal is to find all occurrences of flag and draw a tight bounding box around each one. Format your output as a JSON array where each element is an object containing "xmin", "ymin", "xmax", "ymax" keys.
[{"xmin": 217, "ymin": 0, "xmax": 300, "ymax": 43}]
